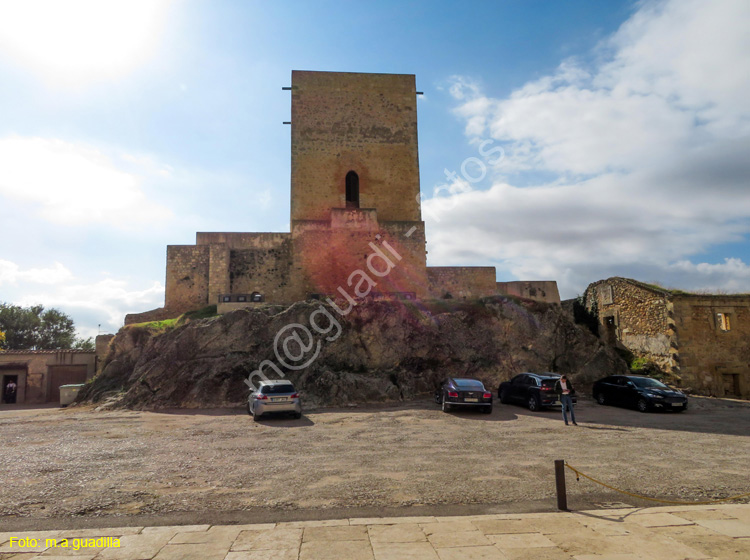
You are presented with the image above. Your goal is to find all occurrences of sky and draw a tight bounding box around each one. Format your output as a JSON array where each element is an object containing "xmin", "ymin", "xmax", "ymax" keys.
[{"xmin": 1, "ymin": 0, "xmax": 749, "ymax": 339}]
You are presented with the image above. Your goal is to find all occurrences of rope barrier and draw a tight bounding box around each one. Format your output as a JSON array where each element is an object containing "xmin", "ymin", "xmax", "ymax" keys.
[{"xmin": 564, "ymin": 463, "xmax": 750, "ymax": 505}]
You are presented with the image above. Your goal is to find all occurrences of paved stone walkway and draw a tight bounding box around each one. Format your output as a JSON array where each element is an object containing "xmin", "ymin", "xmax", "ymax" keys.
[{"xmin": 1, "ymin": 504, "xmax": 749, "ymax": 559}]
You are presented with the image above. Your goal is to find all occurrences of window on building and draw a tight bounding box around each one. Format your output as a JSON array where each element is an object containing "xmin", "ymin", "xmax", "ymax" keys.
[
  {"xmin": 237, "ymin": 295, "xmax": 247, "ymax": 302},
  {"xmin": 717, "ymin": 313, "xmax": 731, "ymax": 332},
  {"xmin": 345, "ymin": 171, "xmax": 359, "ymax": 208}
]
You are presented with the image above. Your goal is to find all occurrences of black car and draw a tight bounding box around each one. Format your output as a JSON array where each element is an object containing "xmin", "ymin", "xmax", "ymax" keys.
[
  {"xmin": 498, "ymin": 373, "xmax": 576, "ymax": 411},
  {"xmin": 434, "ymin": 378, "xmax": 493, "ymax": 413},
  {"xmin": 592, "ymin": 375, "xmax": 688, "ymax": 412}
]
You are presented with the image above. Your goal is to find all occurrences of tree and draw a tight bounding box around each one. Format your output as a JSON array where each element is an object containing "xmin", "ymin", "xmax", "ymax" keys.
[
  {"xmin": 0, "ymin": 330, "xmax": 6, "ymax": 351},
  {"xmin": 0, "ymin": 303, "xmax": 89, "ymax": 350}
]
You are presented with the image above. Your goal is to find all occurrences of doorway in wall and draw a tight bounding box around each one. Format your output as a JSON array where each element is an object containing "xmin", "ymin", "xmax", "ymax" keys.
[
  {"xmin": 604, "ymin": 315, "xmax": 618, "ymax": 345},
  {"xmin": 722, "ymin": 373, "xmax": 740, "ymax": 397},
  {"xmin": 2, "ymin": 375, "xmax": 18, "ymax": 404}
]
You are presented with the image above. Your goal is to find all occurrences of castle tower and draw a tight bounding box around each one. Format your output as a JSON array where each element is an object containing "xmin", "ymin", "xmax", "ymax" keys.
[
  {"xmin": 290, "ymin": 71, "xmax": 422, "ymax": 223},
  {"xmin": 125, "ymin": 70, "xmax": 514, "ymax": 326},
  {"xmin": 288, "ymin": 71, "xmax": 428, "ymax": 300}
]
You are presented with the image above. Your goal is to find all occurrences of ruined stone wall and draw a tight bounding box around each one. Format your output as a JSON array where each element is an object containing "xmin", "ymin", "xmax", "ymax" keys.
[
  {"xmin": 164, "ymin": 245, "xmax": 210, "ymax": 312},
  {"xmin": 426, "ymin": 267, "xmax": 497, "ymax": 300},
  {"xmin": 586, "ymin": 278, "xmax": 672, "ymax": 369},
  {"xmin": 290, "ymin": 71, "xmax": 421, "ymax": 223},
  {"xmin": 496, "ymin": 281, "xmax": 561, "ymax": 304},
  {"xmin": 673, "ymin": 295, "xmax": 750, "ymax": 399}
]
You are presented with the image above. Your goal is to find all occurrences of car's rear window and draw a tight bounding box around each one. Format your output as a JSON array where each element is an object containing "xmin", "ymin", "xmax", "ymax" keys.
[
  {"xmin": 541, "ymin": 379, "xmax": 557, "ymax": 387},
  {"xmin": 261, "ymin": 384, "xmax": 296, "ymax": 394},
  {"xmin": 454, "ymin": 378, "xmax": 485, "ymax": 390}
]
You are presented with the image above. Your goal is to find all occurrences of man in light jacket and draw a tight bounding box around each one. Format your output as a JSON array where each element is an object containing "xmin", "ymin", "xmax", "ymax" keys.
[{"xmin": 555, "ymin": 374, "xmax": 577, "ymax": 426}]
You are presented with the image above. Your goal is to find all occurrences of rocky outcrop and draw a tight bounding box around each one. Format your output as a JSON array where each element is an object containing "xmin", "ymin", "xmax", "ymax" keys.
[{"xmin": 79, "ymin": 297, "xmax": 628, "ymax": 409}]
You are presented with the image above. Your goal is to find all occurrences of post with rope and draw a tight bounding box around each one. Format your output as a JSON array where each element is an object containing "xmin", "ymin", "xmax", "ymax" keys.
[{"xmin": 555, "ymin": 459, "xmax": 568, "ymax": 511}]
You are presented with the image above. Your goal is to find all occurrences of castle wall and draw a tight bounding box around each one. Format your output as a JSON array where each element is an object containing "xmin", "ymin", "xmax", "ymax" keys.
[
  {"xmin": 290, "ymin": 71, "xmax": 421, "ymax": 223},
  {"xmin": 164, "ymin": 245, "xmax": 210, "ymax": 311},
  {"xmin": 426, "ymin": 267, "xmax": 497, "ymax": 299},
  {"xmin": 196, "ymin": 232, "xmax": 290, "ymax": 249},
  {"xmin": 229, "ymin": 240, "xmax": 295, "ymax": 302},
  {"xmin": 496, "ymin": 281, "xmax": 560, "ymax": 304},
  {"xmin": 673, "ymin": 295, "xmax": 750, "ymax": 399}
]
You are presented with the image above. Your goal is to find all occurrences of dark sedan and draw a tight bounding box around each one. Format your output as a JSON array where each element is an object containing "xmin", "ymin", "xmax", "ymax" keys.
[
  {"xmin": 593, "ymin": 375, "xmax": 688, "ymax": 412},
  {"xmin": 434, "ymin": 378, "xmax": 493, "ymax": 414},
  {"xmin": 498, "ymin": 373, "xmax": 576, "ymax": 411}
]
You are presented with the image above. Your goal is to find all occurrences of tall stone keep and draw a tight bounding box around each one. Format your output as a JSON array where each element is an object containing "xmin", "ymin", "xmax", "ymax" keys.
[
  {"xmin": 290, "ymin": 71, "xmax": 421, "ymax": 223},
  {"xmin": 125, "ymin": 70, "xmax": 559, "ymax": 325}
]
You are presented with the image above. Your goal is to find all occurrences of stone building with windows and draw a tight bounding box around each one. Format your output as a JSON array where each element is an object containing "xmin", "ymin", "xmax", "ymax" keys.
[
  {"xmin": 126, "ymin": 71, "xmax": 558, "ymax": 324},
  {"xmin": 584, "ymin": 277, "xmax": 750, "ymax": 399}
]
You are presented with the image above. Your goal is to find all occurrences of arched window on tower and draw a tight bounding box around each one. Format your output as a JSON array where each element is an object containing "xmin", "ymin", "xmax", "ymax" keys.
[{"xmin": 345, "ymin": 171, "xmax": 360, "ymax": 208}]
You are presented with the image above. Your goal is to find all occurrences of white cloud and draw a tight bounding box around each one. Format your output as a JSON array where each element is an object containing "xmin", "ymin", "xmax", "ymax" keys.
[
  {"xmin": 0, "ymin": 260, "xmax": 73, "ymax": 285},
  {"xmin": 3, "ymin": 258, "xmax": 164, "ymax": 337},
  {"xmin": 429, "ymin": 0, "xmax": 750, "ymax": 298},
  {"xmin": 0, "ymin": 137, "xmax": 172, "ymax": 227}
]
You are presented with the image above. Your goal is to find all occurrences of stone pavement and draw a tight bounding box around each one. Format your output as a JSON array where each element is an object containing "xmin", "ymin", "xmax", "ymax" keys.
[{"xmin": 1, "ymin": 504, "xmax": 749, "ymax": 559}]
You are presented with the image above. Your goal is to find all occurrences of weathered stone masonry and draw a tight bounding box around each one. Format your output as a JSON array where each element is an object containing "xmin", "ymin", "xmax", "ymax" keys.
[
  {"xmin": 585, "ymin": 277, "xmax": 750, "ymax": 399},
  {"xmin": 126, "ymin": 71, "xmax": 559, "ymax": 324}
]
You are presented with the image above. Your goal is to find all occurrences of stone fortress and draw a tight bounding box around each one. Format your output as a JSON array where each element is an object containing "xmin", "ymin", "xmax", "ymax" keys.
[{"xmin": 126, "ymin": 71, "xmax": 559, "ymax": 324}]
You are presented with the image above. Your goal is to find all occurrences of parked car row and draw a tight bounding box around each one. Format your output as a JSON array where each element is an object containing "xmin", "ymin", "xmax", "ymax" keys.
[
  {"xmin": 248, "ymin": 373, "xmax": 688, "ymax": 422},
  {"xmin": 435, "ymin": 373, "xmax": 688, "ymax": 415}
]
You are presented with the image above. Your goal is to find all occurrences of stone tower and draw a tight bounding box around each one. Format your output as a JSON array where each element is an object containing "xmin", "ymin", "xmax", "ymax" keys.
[
  {"xmin": 288, "ymin": 71, "xmax": 428, "ymax": 300},
  {"xmin": 290, "ymin": 71, "xmax": 422, "ymax": 223},
  {"xmin": 125, "ymin": 70, "xmax": 544, "ymax": 326}
]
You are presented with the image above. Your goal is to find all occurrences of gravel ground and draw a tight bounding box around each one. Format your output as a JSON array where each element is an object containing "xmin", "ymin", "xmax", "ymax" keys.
[{"xmin": 1, "ymin": 396, "xmax": 749, "ymax": 522}]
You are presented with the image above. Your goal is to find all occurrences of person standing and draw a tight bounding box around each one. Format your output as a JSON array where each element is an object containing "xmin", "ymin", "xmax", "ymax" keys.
[
  {"xmin": 4, "ymin": 379, "xmax": 17, "ymax": 404},
  {"xmin": 555, "ymin": 374, "xmax": 577, "ymax": 426}
]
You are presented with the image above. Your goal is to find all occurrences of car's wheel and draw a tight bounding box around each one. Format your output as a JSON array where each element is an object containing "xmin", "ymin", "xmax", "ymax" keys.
[
  {"xmin": 482, "ymin": 405, "xmax": 492, "ymax": 414},
  {"xmin": 499, "ymin": 390, "xmax": 509, "ymax": 404},
  {"xmin": 596, "ymin": 392, "xmax": 606, "ymax": 405},
  {"xmin": 527, "ymin": 395, "xmax": 540, "ymax": 412},
  {"xmin": 637, "ymin": 398, "xmax": 649, "ymax": 413},
  {"xmin": 293, "ymin": 412, "xmax": 302, "ymax": 419},
  {"xmin": 434, "ymin": 390, "xmax": 442, "ymax": 405},
  {"xmin": 252, "ymin": 405, "xmax": 262, "ymax": 421},
  {"xmin": 442, "ymin": 399, "xmax": 451, "ymax": 413},
  {"xmin": 247, "ymin": 401, "xmax": 253, "ymax": 416}
]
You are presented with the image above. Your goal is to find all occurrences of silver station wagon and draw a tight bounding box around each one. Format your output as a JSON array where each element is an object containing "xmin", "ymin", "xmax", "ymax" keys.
[{"xmin": 248, "ymin": 380, "xmax": 302, "ymax": 421}]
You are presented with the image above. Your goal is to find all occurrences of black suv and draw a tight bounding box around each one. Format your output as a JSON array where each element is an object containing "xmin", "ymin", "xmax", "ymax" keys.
[{"xmin": 498, "ymin": 373, "xmax": 575, "ymax": 411}]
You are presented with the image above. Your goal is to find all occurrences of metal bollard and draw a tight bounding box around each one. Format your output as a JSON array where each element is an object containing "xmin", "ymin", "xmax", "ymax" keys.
[{"xmin": 555, "ymin": 459, "xmax": 568, "ymax": 511}]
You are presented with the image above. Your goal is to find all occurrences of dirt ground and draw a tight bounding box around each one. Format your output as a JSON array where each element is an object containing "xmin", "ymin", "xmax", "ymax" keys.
[{"xmin": 1, "ymin": 396, "xmax": 749, "ymax": 526}]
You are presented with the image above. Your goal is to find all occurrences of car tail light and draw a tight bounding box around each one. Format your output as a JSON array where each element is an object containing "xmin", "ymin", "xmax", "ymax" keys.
[
  {"xmin": 448, "ymin": 392, "xmax": 459, "ymax": 398},
  {"xmin": 290, "ymin": 393, "xmax": 299, "ymax": 399},
  {"xmin": 540, "ymin": 386, "xmax": 552, "ymax": 391},
  {"xmin": 256, "ymin": 394, "xmax": 268, "ymax": 400},
  {"xmin": 483, "ymin": 392, "xmax": 492, "ymax": 399}
]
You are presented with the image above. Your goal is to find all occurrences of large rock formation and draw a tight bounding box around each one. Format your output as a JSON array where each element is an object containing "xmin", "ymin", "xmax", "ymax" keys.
[{"xmin": 80, "ymin": 297, "xmax": 628, "ymax": 409}]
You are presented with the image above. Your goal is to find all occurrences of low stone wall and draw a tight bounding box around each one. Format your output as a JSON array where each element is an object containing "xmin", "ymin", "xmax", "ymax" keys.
[
  {"xmin": 426, "ymin": 267, "xmax": 497, "ymax": 300},
  {"xmin": 496, "ymin": 281, "xmax": 560, "ymax": 304}
]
